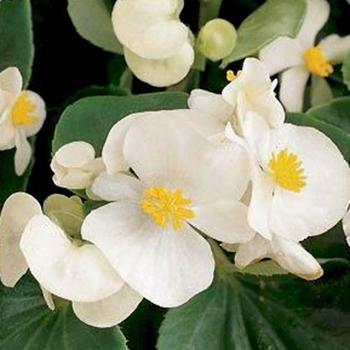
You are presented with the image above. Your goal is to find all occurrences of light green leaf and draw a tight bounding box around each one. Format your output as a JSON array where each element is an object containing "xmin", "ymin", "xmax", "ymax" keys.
[
  {"xmin": 310, "ymin": 76, "xmax": 333, "ymax": 107},
  {"xmin": 287, "ymin": 97, "xmax": 350, "ymax": 163},
  {"xmin": 67, "ymin": 0, "xmax": 123, "ymax": 54},
  {"xmin": 0, "ymin": 275, "xmax": 128, "ymax": 350},
  {"xmin": 158, "ymin": 253, "xmax": 350, "ymax": 350},
  {"xmin": 0, "ymin": 0, "xmax": 34, "ymax": 87},
  {"xmin": 221, "ymin": 0, "xmax": 306, "ymax": 67},
  {"xmin": 341, "ymin": 51, "xmax": 350, "ymax": 91},
  {"xmin": 52, "ymin": 92, "xmax": 188, "ymax": 155}
]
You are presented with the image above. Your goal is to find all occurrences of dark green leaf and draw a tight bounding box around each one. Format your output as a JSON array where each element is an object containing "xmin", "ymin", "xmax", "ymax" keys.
[
  {"xmin": 0, "ymin": 274, "xmax": 128, "ymax": 350},
  {"xmin": 0, "ymin": 0, "xmax": 34, "ymax": 87},
  {"xmin": 52, "ymin": 92, "xmax": 188, "ymax": 155},
  {"xmin": 221, "ymin": 0, "xmax": 306, "ymax": 67},
  {"xmin": 67, "ymin": 0, "xmax": 123, "ymax": 54}
]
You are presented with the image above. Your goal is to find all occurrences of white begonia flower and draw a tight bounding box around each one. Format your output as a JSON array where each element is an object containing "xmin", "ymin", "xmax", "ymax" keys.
[
  {"xmin": 342, "ymin": 209, "xmax": 350, "ymax": 246},
  {"xmin": 82, "ymin": 114, "xmax": 254, "ymax": 308},
  {"xmin": 19, "ymin": 194, "xmax": 142, "ymax": 328},
  {"xmin": 51, "ymin": 141, "xmax": 105, "ymax": 190},
  {"xmin": 222, "ymin": 58, "xmax": 285, "ymax": 129},
  {"xmin": 259, "ymin": 0, "xmax": 350, "ymax": 112},
  {"xmin": 112, "ymin": 0, "xmax": 194, "ymax": 87},
  {"xmin": 0, "ymin": 67, "xmax": 46, "ymax": 175},
  {"xmin": 227, "ymin": 111, "xmax": 350, "ymax": 244},
  {"xmin": 0, "ymin": 192, "xmax": 41, "ymax": 287}
]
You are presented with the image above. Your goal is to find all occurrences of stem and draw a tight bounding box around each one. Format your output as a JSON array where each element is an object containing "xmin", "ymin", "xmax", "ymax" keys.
[
  {"xmin": 208, "ymin": 239, "xmax": 238, "ymax": 275},
  {"xmin": 198, "ymin": 0, "xmax": 224, "ymax": 27}
]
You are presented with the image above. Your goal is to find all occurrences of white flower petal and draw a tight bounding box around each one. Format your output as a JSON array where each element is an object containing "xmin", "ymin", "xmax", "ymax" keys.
[
  {"xmin": 112, "ymin": 0, "xmax": 188, "ymax": 59},
  {"xmin": 91, "ymin": 172, "xmax": 143, "ymax": 202},
  {"xmin": 271, "ymin": 236, "xmax": 323, "ymax": 280},
  {"xmin": 190, "ymin": 200, "xmax": 254, "ymax": 244},
  {"xmin": 297, "ymin": 0, "xmax": 330, "ymax": 49},
  {"xmin": 123, "ymin": 113, "xmax": 249, "ymax": 203},
  {"xmin": 73, "ymin": 285, "xmax": 142, "ymax": 328},
  {"xmin": 14, "ymin": 130, "xmax": 32, "ymax": 176},
  {"xmin": 234, "ymin": 234, "xmax": 270, "ymax": 269},
  {"xmin": 82, "ymin": 202, "xmax": 215, "ymax": 307},
  {"xmin": 319, "ymin": 34, "xmax": 350, "ymax": 64},
  {"xmin": 279, "ymin": 65, "xmax": 309, "ymax": 112},
  {"xmin": 124, "ymin": 41, "xmax": 194, "ymax": 87},
  {"xmin": 54, "ymin": 141, "xmax": 95, "ymax": 168},
  {"xmin": 268, "ymin": 124, "xmax": 350, "ymax": 241},
  {"xmin": 20, "ymin": 215, "xmax": 124, "ymax": 302},
  {"xmin": 259, "ymin": 37, "xmax": 304, "ymax": 75},
  {"xmin": 40, "ymin": 285, "xmax": 55, "ymax": 311},
  {"xmin": 0, "ymin": 193, "xmax": 41, "ymax": 287},
  {"xmin": 0, "ymin": 111, "xmax": 16, "ymax": 149},
  {"xmin": 342, "ymin": 209, "xmax": 350, "ymax": 247},
  {"xmin": 0, "ymin": 67, "xmax": 22, "ymax": 96}
]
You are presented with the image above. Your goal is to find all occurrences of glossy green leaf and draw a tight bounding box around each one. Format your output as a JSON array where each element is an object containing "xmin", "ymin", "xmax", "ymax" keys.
[
  {"xmin": 158, "ymin": 255, "xmax": 350, "ymax": 350},
  {"xmin": 287, "ymin": 97, "xmax": 350, "ymax": 163},
  {"xmin": 0, "ymin": 0, "xmax": 34, "ymax": 87},
  {"xmin": 221, "ymin": 0, "xmax": 306, "ymax": 67},
  {"xmin": 0, "ymin": 275, "xmax": 128, "ymax": 350},
  {"xmin": 67, "ymin": 0, "xmax": 123, "ymax": 54},
  {"xmin": 52, "ymin": 92, "xmax": 188, "ymax": 155},
  {"xmin": 341, "ymin": 52, "xmax": 350, "ymax": 91}
]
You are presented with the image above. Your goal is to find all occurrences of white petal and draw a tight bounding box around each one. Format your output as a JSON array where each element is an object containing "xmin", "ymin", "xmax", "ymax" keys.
[
  {"xmin": 124, "ymin": 41, "xmax": 194, "ymax": 87},
  {"xmin": 188, "ymin": 89, "xmax": 234, "ymax": 125},
  {"xmin": 112, "ymin": 0, "xmax": 188, "ymax": 59},
  {"xmin": 319, "ymin": 34, "xmax": 350, "ymax": 64},
  {"xmin": 0, "ymin": 193, "xmax": 41, "ymax": 287},
  {"xmin": 82, "ymin": 202, "xmax": 215, "ymax": 307},
  {"xmin": 259, "ymin": 37, "xmax": 304, "ymax": 75},
  {"xmin": 342, "ymin": 209, "xmax": 350, "ymax": 247},
  {"xmin": 20, "ymin": 215, "xmax": 124, "ymax": 302},
  {"xmin": 310, "ymin": 75, "xmax": 333, "ymax": 107},
  {"xmin": 91, "ymin": 172, "xmax": 143, "ymax": 202},
  {"xmin": 14, "ymin": 130, "xmax": 32, "ymax": 176},
  {"xmin": 268, "ymin": 124, "xmax": 350, "ymax": 241},
  {"xmin": 102, "ymin": 114, "xmax": 139, "ymax": 174},
  {"xmin": 123, "ymin": 113, "xmax": 250, "ymax": 203},
  {"xmin": 271, "ymin": 236, "xmax": 323, "ymax": 280},
  {"xmin": 0, "ymin": 67, "xmax": 22, "ymax": 96},
  {"xmin": 190, "ymin": 200, "xmax": 254, "ymax": 244},
  {"xmin": 0, "ymin": 111, "xmax": 16, "ymax": 149},
  {"xmin": 234, "ymin": 234, "xmax": 270, "ymax": 268},
  {"xmin": 297, "ymin": 0, "xmax": 330, "ymax": 49},
  {"xmin": 73, "ymin": 285, "xmax": 142, "ymax": 328},
  {"xmin": 279, "ymin": 65, "xmax": 310, "ymax": 112},
  {"xmin": 40, "ymin": 285, "xmax": 55, "ymax": 311},
  {"xmin": 54, "ymin": 141, "xmax": 95, "ymax": 168}
]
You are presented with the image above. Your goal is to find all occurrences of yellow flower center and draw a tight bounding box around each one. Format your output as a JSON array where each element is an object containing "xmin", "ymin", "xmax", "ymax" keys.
[
  {"xmin": 303, "ymin": 46, "xmax": 333, "ymax": 77},
  {"xmin": 141, "ymin": 186, "xmax": 195, "ymax": 230},
  {"xmin": 268, "ymin": 149, "xmax": 306, "ymax": 193},
  {"xmin": 11, "ymin": 92, "xmax": 39, "ymax": 126},
  {"xmin": 226, "ymin": 69, "xmax": 241, "ymax": 82}
]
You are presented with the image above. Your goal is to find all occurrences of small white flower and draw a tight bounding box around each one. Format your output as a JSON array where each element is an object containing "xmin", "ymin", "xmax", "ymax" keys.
[
  {"xmin": 51, "ymin": 141, "xmax": 105, "ymax": 191},
  {"xmin": 19, "ymin": 194, "xmax": 142, "ymax": 328},
  {"xmin": 227, "ymin": 112, "xmax": 350, "ymax": 243},
  {"xmin": 342, "ymin": 209, "xmax": 350, "ymax": 247},
  {"xmin": 112, "ymin": 0, "xmax": 194, "ymax": 87},
  {"xmin": 222, "ymin": 58, "xmax": 285, "ymax": 129},
  {"xmin": 0, "ymin": 67, "xmax": 46, "ymax": 175},
  {"xmin": 259, "ymin": 0, "xmax": 350, "ymax": 112},
  {"xmin": 82, "ymin": 114, "xmax": 254, "ymax": 307}
]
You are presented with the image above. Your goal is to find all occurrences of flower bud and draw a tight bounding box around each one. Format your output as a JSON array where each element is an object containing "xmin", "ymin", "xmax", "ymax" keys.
[{"xmin": 197, "ymin": 19, "xmax": 237, "ymax": 62}]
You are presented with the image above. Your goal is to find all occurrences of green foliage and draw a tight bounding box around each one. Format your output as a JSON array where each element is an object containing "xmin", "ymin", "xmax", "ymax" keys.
[
  {"xmin": 0, "ymin": 275, "xmax": 128, "ymax": 350},
  {"xmin": 158, "ymin": 260, "xmax": 350, "ymax": 350},
  {"xmin": 221, "ymin": 0, "xmax": 306, "ymax": 67},
  {"xmin": 67, "ymin": 0, "xmax": 123, "ymax": 54},
  {"xmin": 0, "ymin": 0, "xmax": 34, "ymax": 87},
  {"xmin": 341, "ymin": 52, "xmax": 350, "ymax": 91},
  {"xmin": 52, "ymin": 92, "xmax": 188, "ymax": 155}
]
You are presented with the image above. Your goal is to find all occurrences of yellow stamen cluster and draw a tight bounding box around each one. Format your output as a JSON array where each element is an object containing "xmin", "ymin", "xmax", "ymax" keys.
[
  {"xmin": 11, "ymin": 92, "xmax": 39, "ymax": 126},
  {"xmin": 226, "ymin": 70, "xmax": 241, "ymax": 82},
  {"xmin": 303, "ymin": 46, "xmax": 333, "ymax": 77},
  {"xmin": 141, "ymin": 186, "xmax": 195, "ymax": 230},
  {"xmin": 268, "ymin": 149, "xmax": 306, "ymax": 193}
]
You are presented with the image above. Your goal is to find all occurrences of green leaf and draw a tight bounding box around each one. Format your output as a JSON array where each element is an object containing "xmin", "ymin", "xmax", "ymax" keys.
[
  {"xmin": 286, "ymin": 97, "xmax": 350, "ymax": 163},
  {"xmin": 221, "ymin": 0, "xmax": 306, "ymax": 67},
  {"xmin": 67, "ymin": 0, "xmax": 123, "ymax": 54},
  {"xmin": 341, "ymin": 52, "xmax": 350, "ymax": 91},
  {"xmin": 52, "ymin": 92, "xmax": 188, "ymax": 155},
  {"xmin": 0, "ymin": 0, "xmax": 34, "ymax": 87},
  {"xmin": 158, "ymin": 260, "xmax": 350, "ymax": 349},
  {"xmin": 0, "ymin": 275, "xmax": 128, "ymax": 350}
]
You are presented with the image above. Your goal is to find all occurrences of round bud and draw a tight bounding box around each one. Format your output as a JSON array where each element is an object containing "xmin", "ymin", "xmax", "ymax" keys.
[{"xmin": 197, "ymin": 19, "xmax": 237, "ymax": 62}]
